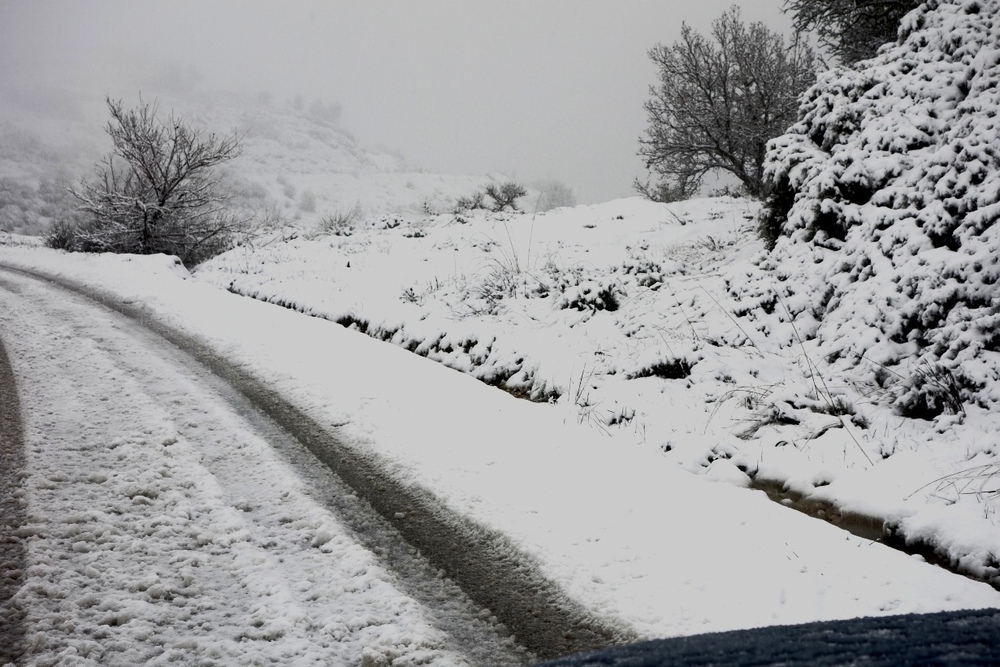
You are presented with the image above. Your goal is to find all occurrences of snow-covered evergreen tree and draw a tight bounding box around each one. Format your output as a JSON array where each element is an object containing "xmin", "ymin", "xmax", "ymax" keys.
[{"xmin": 756, "ymin": 0, "xmax": 1000, "ymax": 417}]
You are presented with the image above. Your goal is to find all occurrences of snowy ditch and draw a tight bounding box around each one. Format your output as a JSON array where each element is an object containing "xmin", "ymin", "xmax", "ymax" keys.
[{"xmin": 230, "ymin": 273, "xmax": 1000, "ymax": 590}]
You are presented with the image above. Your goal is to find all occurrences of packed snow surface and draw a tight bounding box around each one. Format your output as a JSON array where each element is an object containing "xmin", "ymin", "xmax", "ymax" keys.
[{"xmin": 2, "ymin": 193, "xmax": 999, "ymax": 663}]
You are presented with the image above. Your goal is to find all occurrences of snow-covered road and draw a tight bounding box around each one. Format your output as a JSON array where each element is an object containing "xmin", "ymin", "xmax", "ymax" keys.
[
  {"xmin": 0, "ymin": 268, "xmax": 537, "ymax": 666},
  {"xmin": 1, "ymin": 250, "xmax": 999, "ymax": 666}
]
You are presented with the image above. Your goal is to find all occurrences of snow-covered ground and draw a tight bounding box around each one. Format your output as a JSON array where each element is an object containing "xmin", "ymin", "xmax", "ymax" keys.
[
  {"xmin": 196, "ymin": 195, "xmax": 1000, "ymax": 586},
  {"xmin": 3, "ymin": 1, "xmax": 1000, "ymax": 655},
  {"xmin": 2, "ymin": 194, "xmax": 998, "ymax": 663}
]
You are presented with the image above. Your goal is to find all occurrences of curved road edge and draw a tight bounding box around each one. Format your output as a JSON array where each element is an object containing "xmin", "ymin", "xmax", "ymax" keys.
[
  {"xmin": 0, "ymin": 263, "xmax": 638, "ymax": 661},
  {"xmin": 0, "ymin": 327, "xmax": 27, "ymax": 665}
]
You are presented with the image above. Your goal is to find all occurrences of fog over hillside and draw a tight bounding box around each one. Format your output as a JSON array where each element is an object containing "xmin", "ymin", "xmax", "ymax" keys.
[
  {"xmin": 0, "ymin": 0, "xmax": 791, "ymax": 218},
  {"xmin": 0, "ymin": 80, "xmax": 515, "ymax": 235}
]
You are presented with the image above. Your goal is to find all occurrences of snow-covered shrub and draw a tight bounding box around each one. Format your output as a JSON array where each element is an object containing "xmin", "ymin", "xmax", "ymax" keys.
[
  {"xmin": 370, "ymin": 214, "xmax": 403, "ymax": 230},
  {"xmin": 756, "ymin": 0, "xmax": 1000, "ymax": 417},
  {"xmin": 466, "ymin": 268, "xmax": 516, "ymax": 316},
  {"xmin": 453, "ymin": 190, "xmax": 488, "ymax": 213},
  {"xmin": 45, "ymin": 218, "xmax": 79, "ymax": 250},
  {"xmin": 484, "ymin": 181, "xmax": 527, "ymax": 212},
  {"xmin": 453, "ymin": 184, "xmax": 527, "ymax": 214},
  {"xmin": 618, "ymin": 256, "xmax": 674, "ymax": 289},
  {"xmin": 555, "ymin": 280, "xmax": 621, "ymax": 313},
  {"xmin": 465, "ymin": 268, "xmax": 547, "ymax": 316},
  {"xmin": 627, "ymin": 357, "xmax": 694, "ymax": 380},
  {"xmin": 546, "ymin": 264, "xmax": 622, "ymax": 313},
  {"xmin": 895, "ymin": 362, "xmax": 971, "ymax": 419}
]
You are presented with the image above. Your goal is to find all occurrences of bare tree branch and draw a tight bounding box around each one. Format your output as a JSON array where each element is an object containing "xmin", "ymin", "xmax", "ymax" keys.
[
  {"xmin": 783, "ymin": 0, "xmax": 920, "ymax": 66},
  {"xmin": 637, "ymin": 6, "xmax": 815, "ymax": 201},
  {"xmin": 65, "ymin": 97, "xmax": 245, "ymax": 265}
]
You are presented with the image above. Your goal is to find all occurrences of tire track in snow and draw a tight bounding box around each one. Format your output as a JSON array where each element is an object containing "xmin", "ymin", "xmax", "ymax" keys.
[
  {"xmin": 0, "ymin": 269, "xmax": 515, "ymax": 665},
  {"xmin": 66, "ymin": 293, "xmax": 536, "ymax": 666},
  {"xmin": 0, "ymin": 310, "xmax": 27, "ymax": 665},
  {"xmin": 0, "ymin": 265, "xmax": 635, "ymax": 661}
]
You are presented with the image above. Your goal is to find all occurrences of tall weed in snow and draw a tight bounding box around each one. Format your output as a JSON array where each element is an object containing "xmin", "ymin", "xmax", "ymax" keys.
[
  {"xmin": 465, "ymin": 216, "xmax": 544, "ymax": 315},
  {"xmin": 908, "ymin": 463, "xmax": 1000, "ymax": 520},
  {"xmin": 316, "ymin": 203, "xmax": 364, "ymax": 237}
]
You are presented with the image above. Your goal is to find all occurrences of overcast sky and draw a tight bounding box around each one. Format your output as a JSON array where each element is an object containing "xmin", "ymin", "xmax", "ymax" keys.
[{"xmin": 0, "ymin": 0, "xmax": 791, "ymax": 203}]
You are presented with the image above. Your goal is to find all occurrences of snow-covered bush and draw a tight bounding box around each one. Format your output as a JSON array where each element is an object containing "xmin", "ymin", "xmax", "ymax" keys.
[
  {"xmin": 484, "ymin": 181, "xmax": 528, "ymax": 212},
  {"xmin": 453, "ymin": 190, "xmax": 488, "ymax": 213},
  {"xmin": 453, "ymin": 182, "xmax": 528, "ymax": 214},
  {"xmin": 369, "ymin": 214, "xmax": 403, "ymax": 230},
  {"xmin": 618, "ymin": 256, "xmax": 672, "ymax": 289},
  {"xmin": 45, "ymin": 218, "xmax": 80, "ymax": 250},
  {"xmin": 542, "ymin": 261, "xmax": 624, "ymax": 313},
  {"xmin": 627, "ymin": 357, "xmax": 694, "ymax": 380},
  {"xmin": 555, "ymin": 279, "xmax": 621, "ymax": 313},
  {"xmin": 756, "ymin": 0, "xmax": 1000, "ymax": 417}
]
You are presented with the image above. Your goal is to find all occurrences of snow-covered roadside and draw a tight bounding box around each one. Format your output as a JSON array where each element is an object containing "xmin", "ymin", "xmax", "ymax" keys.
[
  {"xmin": 194, "ymin": 197, "xmax": 1000, "ymax": 586},
  {"xmin": 0, "ymin": 268, "xmax": 518, "ymax": 666},
  {"xmin": 2, "ymin": 245, "xmax": 998, "ymax": 644}
]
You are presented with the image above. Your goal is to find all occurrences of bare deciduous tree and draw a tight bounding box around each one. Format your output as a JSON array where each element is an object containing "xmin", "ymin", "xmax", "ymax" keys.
[
  {"xmin": 637, "ymin": 7, "xmax": 815, "ymax": 200},
  {"xmin": 67, "ymin": 96, "xmax": 244, "ymax": 265},
  {"xmin": 784, "ymin": 0, "xmax": 920, "ymax": 67}
]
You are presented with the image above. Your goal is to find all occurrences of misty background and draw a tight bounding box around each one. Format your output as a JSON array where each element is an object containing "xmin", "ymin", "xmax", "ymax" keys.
[{"xmin": 0, "ymin": 0, "xmax": 790, "ymax": 207}]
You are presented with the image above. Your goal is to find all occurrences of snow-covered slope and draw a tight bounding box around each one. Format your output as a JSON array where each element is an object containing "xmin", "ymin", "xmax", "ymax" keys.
[
  {"xmin": 196, "ymin": 93, "xmax": 503, "ymax": 219},
  {"xmin": 191, "ymin": 193, "xmax": 1000, "ymax": 587}
]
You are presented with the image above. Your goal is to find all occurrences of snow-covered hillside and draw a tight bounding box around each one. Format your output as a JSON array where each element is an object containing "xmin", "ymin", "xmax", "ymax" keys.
[
  {"xmin": 0, "ymin": 88, "xmax": 516, "ymax": 236},
  {"xmin": 201, "ymin": 93, "xmax": 507, "ymax": 220}
]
